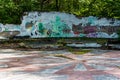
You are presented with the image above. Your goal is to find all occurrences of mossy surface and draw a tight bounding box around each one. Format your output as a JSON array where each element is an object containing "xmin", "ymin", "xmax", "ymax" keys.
[{"xmin": 68, "ymin": 48, "xmax": 92, "ymax": 55}]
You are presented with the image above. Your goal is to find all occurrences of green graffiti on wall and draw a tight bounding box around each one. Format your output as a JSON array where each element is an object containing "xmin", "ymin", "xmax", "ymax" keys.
[
  {"xmin": 38, "ymin": 22, "xmax": 44, "ymax": 35},
  {"xmin": 51, "ymin": 16, "xmax": 71, "ymax": 37},
  {"xmin": 79, "ymin": 33, "xmax": 86, "ymax": 37}
]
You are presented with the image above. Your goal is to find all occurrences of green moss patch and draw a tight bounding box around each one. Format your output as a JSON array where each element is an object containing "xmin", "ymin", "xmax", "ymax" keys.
[
  {"xmin": 68, "ymin": 48, "xmax": 92, "ymax": 55},
  {"xmin": 54, "ymin": 54, "xmax": 74, "ymax": 60}
]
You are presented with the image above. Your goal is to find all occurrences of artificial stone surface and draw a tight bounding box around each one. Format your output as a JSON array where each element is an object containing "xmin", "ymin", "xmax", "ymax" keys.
[
  {"xmin": 87, "ymin": 64, "xmax": 111, "ymax": 70},
  {"xmin": 39, "ymin": 64, "xmax": 72, "ymax": 74},
  {"xmin": 74, "ymin": 63, "xmax": 87, "ymax": 71},
  {"xmin": 93, "ymin": 75, "xmax": 120, "ymax": 80},
  {"xmin": 0, "ymin": 49, "xmax": 120, "ymax": 80}
]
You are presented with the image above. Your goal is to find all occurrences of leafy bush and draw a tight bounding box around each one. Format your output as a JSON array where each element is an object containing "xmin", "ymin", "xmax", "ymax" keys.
[{"xmin": 1, "ymin": 0, "xmax": 120, "ymax": 24}]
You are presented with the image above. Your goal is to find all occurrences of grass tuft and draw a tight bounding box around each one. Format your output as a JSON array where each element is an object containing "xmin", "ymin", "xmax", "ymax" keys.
[
  {"xmin": 68, "ymin": 48, "xmax": 91, "ymax": 55},
  {"xmin": 54, "ymin": 54, "xmax": 74, "ymax": 60}
]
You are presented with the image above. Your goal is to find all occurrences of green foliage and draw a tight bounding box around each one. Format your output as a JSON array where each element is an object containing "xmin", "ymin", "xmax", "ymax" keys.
[
  {"xmin": 54, "ymin": 54, "xmax": 74, "ymax": 60},
  {"xmin": 0, "ymin": 0, "xmax": 120, "ymax": 24},
  {"xmin": 68, "ymin": 48, "xmax": 92, "ymax": 55},
  {"xmin": 56, "ymin": 39, "xmax": 66, "ymax": 47}
]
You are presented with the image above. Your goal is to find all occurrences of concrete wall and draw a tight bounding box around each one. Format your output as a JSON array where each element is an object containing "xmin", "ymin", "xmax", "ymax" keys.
[{"xmin": 0, "ymin": 12, "xmax": 120, "ymax": 38}]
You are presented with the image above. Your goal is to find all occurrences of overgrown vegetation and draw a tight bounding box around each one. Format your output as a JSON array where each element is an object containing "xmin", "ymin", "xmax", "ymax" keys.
[
  {"xmin": 56, "ymin": 38, "xmax": 108, "ymax": 47},
  {"xmin": 54, "ymin": 54, "xmax": 74, "ymax": 60},
  {"xmin": 0, "ymin": 0, "xmax": 120, "ymax": 24},
  {"xmin": 68, "ymin": 48, "xmax": 92, "ymax": 55}
]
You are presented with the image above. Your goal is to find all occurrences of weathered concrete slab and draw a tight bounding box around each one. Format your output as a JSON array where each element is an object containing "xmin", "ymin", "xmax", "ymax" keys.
[
  {"xmin": 93, "ymin": 74, "xmax": 120, "ymax": 80},
  {"xmin": 0, "ymin": 49, "xmax": 120, "ymax": 80},
  {"xmin": 87, "ymin": 64, "xmax": 112, "ymax": 70},
  {"xmin": 39, "ymin": 64, "xmax": 72, "ymax": 74},
  {"xmin": 74, "ymin": 63, "xmax": 87, "ymax": 71}
]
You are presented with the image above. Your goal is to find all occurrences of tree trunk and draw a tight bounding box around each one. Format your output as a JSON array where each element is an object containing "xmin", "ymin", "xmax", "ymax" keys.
[
  {"xmin": 40, "ymin": 0, "xmax": 44, "ymax": 11},
  {"xmin": 56, "ymin": 0, "xmax": 59, "ymax": 11}
]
